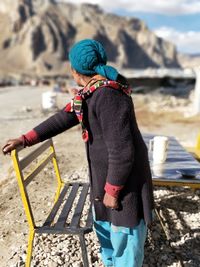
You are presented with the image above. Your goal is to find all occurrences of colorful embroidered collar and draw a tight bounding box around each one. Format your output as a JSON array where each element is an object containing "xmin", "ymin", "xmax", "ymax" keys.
[{"xmin": 67, "ymin": 80, "xmax": 131, "ymax": 142}]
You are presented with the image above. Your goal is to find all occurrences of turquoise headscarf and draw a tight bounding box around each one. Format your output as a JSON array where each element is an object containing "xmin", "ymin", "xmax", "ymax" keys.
[{"xmin": 69, "ymin": 39, "xmax": 119, "ymax": 81}]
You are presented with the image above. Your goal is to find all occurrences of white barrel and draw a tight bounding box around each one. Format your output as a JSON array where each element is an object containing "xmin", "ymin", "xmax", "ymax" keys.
[{"xmin": 42, "ymin": 91, "xmax": 57, "ymax": 110}]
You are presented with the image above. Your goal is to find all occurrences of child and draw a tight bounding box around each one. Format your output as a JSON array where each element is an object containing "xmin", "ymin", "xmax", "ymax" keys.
[{"xmin": 2, "ymin": 39, "xmax": 154, "ymax": 267}]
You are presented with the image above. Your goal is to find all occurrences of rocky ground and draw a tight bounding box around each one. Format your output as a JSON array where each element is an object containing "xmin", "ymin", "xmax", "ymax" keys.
[{"xmin": 0, "ymin": 85, "xmax": 200, "ymax": 267}]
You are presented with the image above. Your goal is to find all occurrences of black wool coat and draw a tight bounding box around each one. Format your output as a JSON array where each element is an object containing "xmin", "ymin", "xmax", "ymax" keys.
[{"xmin": 34, "ymin": 86, "xmax": 154, "ymax": 228}]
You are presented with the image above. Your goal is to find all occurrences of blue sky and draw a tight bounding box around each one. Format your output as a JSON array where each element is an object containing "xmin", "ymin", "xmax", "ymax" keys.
[
  {"xmin": 115, "ymin": 11, "xmax": 200, "ymax": 32},
  {"xmin": 61, "ymin": 0, "xmax": 200, "ymax": 55}
]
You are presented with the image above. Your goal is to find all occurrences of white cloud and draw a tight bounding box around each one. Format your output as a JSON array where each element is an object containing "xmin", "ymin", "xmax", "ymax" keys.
[
  {"xmin": 58, "ymin": 0, "xmax": 200, "ymax": 15},
  {"xmin": 154, "ymin": 27, "xmax": 200, "ymax": 54}
]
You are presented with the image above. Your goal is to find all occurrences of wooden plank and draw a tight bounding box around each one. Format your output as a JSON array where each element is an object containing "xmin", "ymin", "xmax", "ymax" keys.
[
  {"xmin": 86, "ymin": 205, "xmax": 93, "ymax": 229},
  {"xmin": 70, "ymin": 184, "xmax": 89, "ymax": 228},
  {"xmin": 153, "ymin": 180, "xmax": 200, "ymax": 189},
  {"xmin": 24, "ymin": 153, "xmax": 54, "ymax": 186},
  {"xmin": 15, "ymin": 145, "xmax": 24, "ymax": 153},
  {"xmin": 20, "ymin": 140, "xmax": 52, "ymax": 170},
  {"xmin": 36, "ymin": 226, "xmax": 91, "ymax": 234},
  {"xmin": 43, "ymin": 185, "xmax": 69, "ymax": 227},
  {"xmin": 55, "ymin": 183, "xmax": 79, "ymax": 229}
]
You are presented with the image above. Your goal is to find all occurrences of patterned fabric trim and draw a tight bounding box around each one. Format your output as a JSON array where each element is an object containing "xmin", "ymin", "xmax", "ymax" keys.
[{"xmin": 65, "ymin": 79, "xmax": 131, "ymax": 142}]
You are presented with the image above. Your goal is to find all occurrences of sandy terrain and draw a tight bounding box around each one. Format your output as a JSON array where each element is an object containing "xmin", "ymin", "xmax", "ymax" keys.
[{"xmin": 0, "ymin": 85, "xmax": 200, "ymax": 266}]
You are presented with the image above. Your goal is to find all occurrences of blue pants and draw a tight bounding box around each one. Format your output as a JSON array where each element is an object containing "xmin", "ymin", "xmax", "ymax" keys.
[{"xmin": 93, "ymin": 218, "xmax": 147, "ymax": 267}]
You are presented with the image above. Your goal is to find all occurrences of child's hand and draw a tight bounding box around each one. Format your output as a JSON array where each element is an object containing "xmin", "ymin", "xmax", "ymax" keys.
[
  {"xmin": 2, "ymin": 138, "xmax": 23, "ymax": 155},
  {"xmin": 103, "ymin": 192, "xmax": 119, "ymax": 210}
]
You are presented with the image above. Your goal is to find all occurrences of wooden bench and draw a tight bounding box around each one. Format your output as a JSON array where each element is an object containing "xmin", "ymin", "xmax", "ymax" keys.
[{"xmin": 11, "ymin": 139, "xmax": 92, "ymax": 267}]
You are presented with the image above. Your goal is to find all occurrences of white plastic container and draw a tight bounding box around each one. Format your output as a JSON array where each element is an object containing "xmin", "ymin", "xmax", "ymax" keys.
[
  {"xmin": 149, "ymin": 136, "xmax": 169, "ymax": 164},
  {"xmin": 42, "ymin": 91, "xmax": 57, "ymax": 110}
]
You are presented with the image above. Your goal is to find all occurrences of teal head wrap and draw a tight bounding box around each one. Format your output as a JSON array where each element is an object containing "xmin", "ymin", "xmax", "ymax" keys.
[{"xmin": 69, "ymin": 39, "xmax": 118, "ymax": 81}]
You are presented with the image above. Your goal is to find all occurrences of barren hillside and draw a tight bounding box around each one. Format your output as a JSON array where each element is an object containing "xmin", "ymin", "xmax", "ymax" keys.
[{"xmin": 0, "ymin": 0, "xmax": 180, "ymax": 78}]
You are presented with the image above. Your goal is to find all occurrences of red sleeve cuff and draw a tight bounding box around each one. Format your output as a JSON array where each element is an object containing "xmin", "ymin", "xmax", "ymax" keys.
[
  {"xmin": 21, "ymin": 130, "xmax": 40, "ymax": 147},
  {"xmin": 64, "ymin": 102, "xmax": 72, "ymax": 112},
  {"xmin": 104, "ymin": 182, "xmax": 124, "ymax": 198}
]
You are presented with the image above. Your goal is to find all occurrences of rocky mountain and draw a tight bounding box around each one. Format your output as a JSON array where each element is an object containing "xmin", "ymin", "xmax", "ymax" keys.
[
  {"xmin": 0, "ymin": 0, "xmax": 180, "ymax": 78},
  {"xmin": 178, "ymin": 53, "xmax": 200, "ymax": 69}
]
